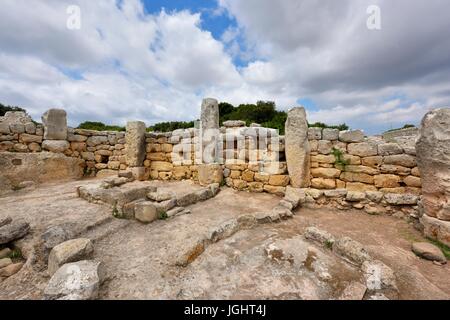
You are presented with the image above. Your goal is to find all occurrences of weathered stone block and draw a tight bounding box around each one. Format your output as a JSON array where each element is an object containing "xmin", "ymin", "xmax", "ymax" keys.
[
  {"xmin": 311, "ymin": 178, "xmax": 336, "ymax": 189},
  {"xmin": 311, "ymin": 168, "xmax": 341, "ymax": 179},
  {"xmin": 42, "ymin": 140, "xmax": 69, "ymax": 153},
  {"xmin": 322, "ymin": 128, "xmax": 339, "ymax": 141},
  {"xmin": 416, "ymin": 108, "xmax": 450, "ymax": 221},
  {"xmin": 384, "ymin": 154, "xmax": 416, "ymax": 168},
  {"xmin": 374, "ymin": 174, "xmax": 401, "ymax": 188},
  {"xmin": 48, "ymin": 238, "xmax": 94, "ymax": 276},
  {"xmin": 135, "ymin": 202, "xmax": 158, "ymax": 223},
  {"xmin": 421, "ymin": 215, "xmax": 450, "ymax": 246},
  {"xmin": 378, "ymin": 143, "xmax": 403, "ymax": 156},
  {"xmin": 198, "ymin": 164, "xmax": 223, "ymax": 186},
  {"xmin": 339, "ymin": 130, "xmax": 365, "ymax": 143},
  {"xmin": 285, "ymin": 107, "xmax": 310, "ymax": 188},
  {"xmin": 126, "ymin": 121, "xmax": 146, "ymax": 167},
  {"xmin": 348, "ymin": 142, "xmax": 378, "ymax": 157},
  {"xmin": 44, "ymin": 260, "xmax": 105, "ymax": 300},
  {"xmin": 308, "ymin": 127, "xmax": 322, "ymax": 140},
  {"xmin": 268, "ymin": 175, "xmax": 290, "ymax": 187},
  {"xmin": 42, "ymin": 109, "xmax": 67, "ymax": 140}
]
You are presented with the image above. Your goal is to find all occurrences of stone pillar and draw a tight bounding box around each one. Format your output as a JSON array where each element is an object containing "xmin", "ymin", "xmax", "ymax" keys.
[
  {"xmin": 416, "ymin": 107, "xmax": 450, "ymax": 246},
  {"xmin": 41, "ymin": 109, "xmax": 69, "ymax": 153},
  {"xmin": 201, "ymin": 98, "xmax": 219, "ymax": 131},
  {"xmin": 126, "ymin": 121, "xmax": 147, "ymax": 180},
  {"xmin": 198, "ymin": 98, "xmax": 223, "ymax": 185},
  {"xmin": 285, "ymin": 107, "xmax": 310, "ymax": 188}
]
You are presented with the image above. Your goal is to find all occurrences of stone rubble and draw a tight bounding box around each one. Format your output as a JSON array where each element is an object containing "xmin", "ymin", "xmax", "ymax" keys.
[
  {"xmin": 48, "ymin": 238, "xmax": 94, "ymax": 276},
  {"xmin": 44, "ymin": 260, "xmax": 105, "ymax": 300}
]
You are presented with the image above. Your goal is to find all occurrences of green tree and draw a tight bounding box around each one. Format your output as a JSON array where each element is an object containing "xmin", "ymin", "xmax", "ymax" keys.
[
  {"xmin": 148, "ymin": 121, "xmax": 195, "ymax": 132},
  {"xmin": 0, "ymin": 103, "xmax": 26, "ymax": 116},
  {"xmin": 77, "ymin": 121, "xmax": 125, "ymax": 132}
]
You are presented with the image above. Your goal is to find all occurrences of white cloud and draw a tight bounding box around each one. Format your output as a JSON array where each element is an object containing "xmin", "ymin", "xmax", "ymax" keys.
[
  {"xmin": 0, "ymin": 0, "xmax": 449, "ymax": 134},
  {"xmin": 0, "ymin": 0, "xmax": 241, "ymax": 127}
]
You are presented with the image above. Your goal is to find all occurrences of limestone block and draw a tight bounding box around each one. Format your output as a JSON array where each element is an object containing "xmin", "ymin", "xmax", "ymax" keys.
[
  {"xmin": 378, "ymin": 143, "xmax": 403, "ymax": 156},
  {"xmin": 311, "ymin": 168, "xmax": 341, "ymax": 179},
  {"xmin": 346, "ymin": 182, "xmax": 377, "ymax": 192},
  {"xmin": 126, "ymin": 121, "xmax": 146, "ymax": 167},
  {"xmin": 416, "ymin": 108, "xmax": 450, "ymax": 221},
  {"xmin": 374, "ymin": 174, "xmax": 401, "ymax": 188},
  {"xmin": 347, "ymin": 142, "xmax": 378, "ymax": 157},
  {"xmin": 311, "ymin": 178, "xmax": 336, "ymax": 189},
  {"xmin": 48, "ymin": 238, "xmax": 94, "ymax": 276},
  {"xmin": 323, "ymin": 128, "xmax": 339, "ymax": 141},
  {"xmin": 421, "ymin": 214, "xmax": 450, "ymax": 247},
  {"xmin": 383, "ymin": 154, "xmax": 416, "ymax": 168},
  {"xmin": 285, "ymin": 107, "xmax": 310, "ymax": 188},
  {"xmin": 268, "ymin": 175, "xmax": 290, "ymax": 187},
  {"xmin": 339, "ymin": 130, "xmax": 365, "ymax": 143},
  {"xmin": 42, "ymin": 109, "xmax": 67, "ymax": 140},
  {"xmin": 42, "ymin": 140, "xmax": 69, "ymax": 153},
  {"xmin": 308, "ymin": 127, "xmax": 322, "ymax": 140},
  {"xmin": 318, "ymin": 140, "xmax": 333, "ymax": 155},
  {"xmin": 198, "ymin": 164, "xmax": 223, "ymax": 186},
  {"xmin": 362, "ymin": 156, "xmax": 383, "ymax": 168},
  {"xmin": 402, "ymin": 176, "xmax": 421, "ymax": 187},
  {"xmin": 135, "ymin": 202, "xmax": 158, "ymax": 223}
]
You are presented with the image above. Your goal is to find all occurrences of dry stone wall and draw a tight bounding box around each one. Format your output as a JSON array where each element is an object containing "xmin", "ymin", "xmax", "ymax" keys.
[
  {"xmin": 0, "ymin": 111, "xmax": 127, "ymax": 178},
  {"xmin": 307, "ymin": 128, "xmax": 421, "ymax": 195},
  {"xmin": 0, "ymin": 108, "xmax": 422, "ymax": 201},
  {"xmin": 143, "ymin": 125, "xmax": 287, "ymax": 196}
]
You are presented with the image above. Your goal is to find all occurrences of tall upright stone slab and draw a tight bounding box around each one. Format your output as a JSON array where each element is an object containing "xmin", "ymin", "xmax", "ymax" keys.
[
  {"xmin": 416, "ymin": 107, "xmax": 450, "ymax": 246},
  {"xmin": 42, "ymin": 109, "xmax": 67, "ymax": 140},
  {"xmin": 126, "ymin": 121, "xmax": 146, "ymax": 168},
  {"xmin": 200, "ymin": 98, "xmax": 220, "ymax": 165},
  {"xmin": 285, "ymin": 107, "xmax": 310, "ymax": 188},
  {"xmin": 201, "ymin": 98, "xmax": 219, "ymax": 131},
  {"xmin": 198, "ymin": 98, "xmax": 222, "ymax": 185}
]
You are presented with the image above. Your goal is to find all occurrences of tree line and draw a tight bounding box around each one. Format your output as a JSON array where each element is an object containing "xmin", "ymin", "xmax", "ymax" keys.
[
  {"xmin": 1, "ymin": 101, "xmax": 349, "ymax": 134},
  {"xmin": 0, "ymin": 103, "xmax": 26, "ymax": 117}
]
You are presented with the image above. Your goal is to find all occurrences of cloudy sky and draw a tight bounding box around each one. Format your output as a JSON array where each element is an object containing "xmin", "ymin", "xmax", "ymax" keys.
[{"xmin": 1, "ymin": 0, "xmax": 449, "ymax": 134}]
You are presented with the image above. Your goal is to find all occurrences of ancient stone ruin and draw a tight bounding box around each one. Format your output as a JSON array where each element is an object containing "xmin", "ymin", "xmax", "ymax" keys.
[{"xmin": 0, "ymin": 100, "xmax": 449, "ymax": 300}]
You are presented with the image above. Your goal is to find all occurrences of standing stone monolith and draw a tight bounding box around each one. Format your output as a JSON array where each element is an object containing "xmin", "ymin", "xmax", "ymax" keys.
[
  {"xmin": 285, "ymin": 107, "xmax": 310, "ymax": 188},
  {"xmin": 198, "ymin": 98, "xmax": 222, "ymax": 185},
  {"xmin": 126, "ymin": 121, "xmax": 146, "ymax": 168},
  {"xmin": 416, "ymin": 107, "xmax": 450, "ymax": 246},
  {"xmin": 201, "ymin": 98, "xmax": 219, "ymax": 131},
  {"xmin": 200, "ymin": 98, "xmax": 220, "ymax": 165},
  {"xmin": 42, "ymin": 109, "xmax": 67, "ymax": 140}
]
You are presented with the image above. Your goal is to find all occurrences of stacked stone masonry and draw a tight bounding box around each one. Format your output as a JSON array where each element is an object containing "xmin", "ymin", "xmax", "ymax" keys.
[
  {"xmin": 0, "ymin": 110, "xmax": 421, "ymax": 195},
  {"xmin": 307, "ymin": 127, "xmax": 421, "ymax": 195},
  {"xmin": 0, "ymin": 107, "xmax": 423, "ymax": 218},
  {"xmin": 0, "ymin": 111, "xmax": 127, "ymax": 177},
  {"xmin": 144, "ymin": 126, "xmax": 286, "ymax": 193}
]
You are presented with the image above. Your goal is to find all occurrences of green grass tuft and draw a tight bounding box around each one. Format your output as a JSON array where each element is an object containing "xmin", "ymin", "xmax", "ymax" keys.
[
  {"xmin": 427, "ymin": 238, "xmax": 450, "ymax": 260},
  {"xmin": 158, "ymin": 211, "xmax": 168, "ymax": 220}
]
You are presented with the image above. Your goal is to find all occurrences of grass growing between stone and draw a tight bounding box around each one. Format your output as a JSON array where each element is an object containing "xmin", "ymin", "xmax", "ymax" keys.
[
  {"xmin": 9, "ymin": 248, "xmax": 23, "ymax": 260},
  {"xmin": 325, "ymin": 240, "xmax": 334, "ymax": 250},
  {"xmin": 332, "ymin": 147, "xmax": 348, "ymax": 168},
  {"xmin": 112, "ymin": 205, "xmax": 125, "ymax": 219},
  {"xmin": 158, "ymin": 211, "xmax": 168, "ymax": 220},
  {"xmin": 427, "ymin": 238, "xmax": 450, "ymax": 260}
]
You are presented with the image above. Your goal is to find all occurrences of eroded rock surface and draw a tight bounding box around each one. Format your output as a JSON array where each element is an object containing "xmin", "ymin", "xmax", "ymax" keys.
[
  {"xmin": 44, "ymin": 260, "xmax": 105, "ymax": 300},
  {"xmin": 416, "ymin": 108, "xmax": 450, "ymax": 223},
  {"xmin": 285, "ymin": 107, "xmax": 310, "ymax": 188}
]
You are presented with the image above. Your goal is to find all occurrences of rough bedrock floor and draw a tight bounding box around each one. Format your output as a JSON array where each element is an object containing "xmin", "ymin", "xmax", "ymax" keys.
[
  {"xmin": 295, "ymin": 208, "xmax": 450, "ymax": 300},
  {"xmin": 0, "ymin": 179, "xmax": 449, "ymax": 300}
]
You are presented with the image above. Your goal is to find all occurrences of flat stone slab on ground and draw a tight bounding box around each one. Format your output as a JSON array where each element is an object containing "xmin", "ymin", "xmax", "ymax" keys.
[
  {"xmin": 48, "ymin": 238, "xmax": 94, "ymax": 276},
  {"xmin": 44, "ymin": 260, "xmax": 105, "ymax": 300},
  {"xmin": 412, "ymin": 242, "xmax": 447, "ymax": 264},
  {"xmin": 0, "ymin": 221, "xmax": 30, "ymax": 245}
]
